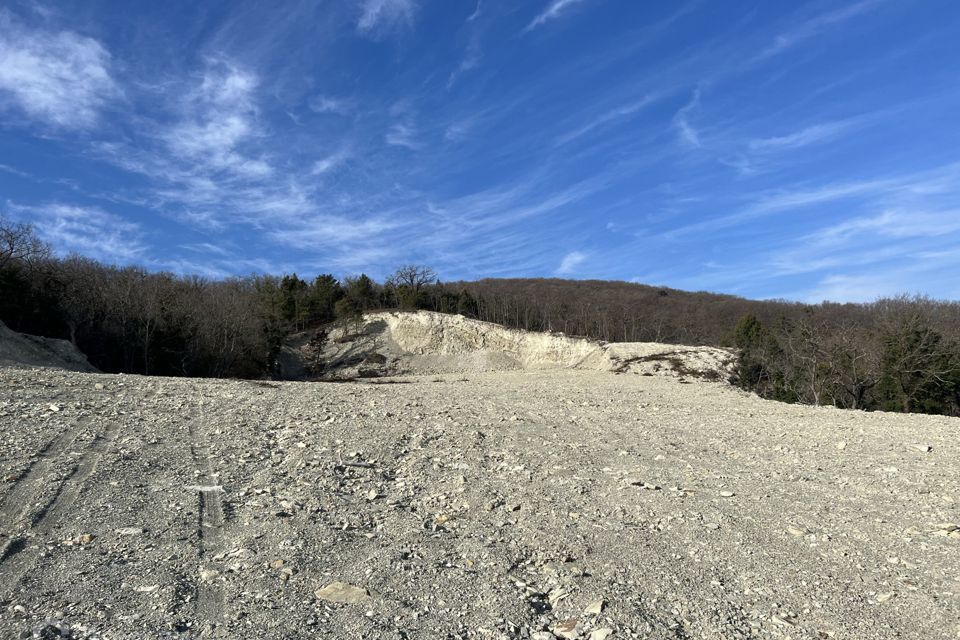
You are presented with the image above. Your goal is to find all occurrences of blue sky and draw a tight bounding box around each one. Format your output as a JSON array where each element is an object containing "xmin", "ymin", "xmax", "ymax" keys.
[{"xmin": 1, "ymin": 0, "xmax": 959, "ymax": 302}]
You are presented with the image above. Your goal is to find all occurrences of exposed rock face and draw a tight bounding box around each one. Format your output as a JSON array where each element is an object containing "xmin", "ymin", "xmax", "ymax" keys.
[
  {"xmin": 0, "ymin": 321, "xmax": 97, "ymax": 372},
  {"xmin": 283, "ymin": 311, "xmax": 735, "ymax": 380},
  {"xmin": 381, "ymin": 311, "xmax": 607, "ymax": 370}
]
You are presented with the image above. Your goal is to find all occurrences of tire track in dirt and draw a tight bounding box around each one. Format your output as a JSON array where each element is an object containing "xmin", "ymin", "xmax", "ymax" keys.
[
  {"xmin": 186, "ymin": 415, "xmax": 228, "ymax": 628},
  {"xmin": 0, "ymin": 419, "xmax": 86, "ymax": 530},
  {"xmin": 0, "ymin": 417, "xmax": 119, "ymax": 588}
]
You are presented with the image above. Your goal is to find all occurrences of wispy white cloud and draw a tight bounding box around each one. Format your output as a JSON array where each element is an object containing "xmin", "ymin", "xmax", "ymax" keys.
[
  {"xmin": 92, "ymin": 62, "xmax": 317, "ymax": 231},
  {"xmin": 718, "ymin": 154, "xmax": 758, "ymax": 176},
  {"xmin": 268, "ymin": 215, "xmax": 402, "ymax": 250},
  {"xmin": 748, "ymin": 119, "xmax": 853, "ymax": 152},
  {"xmin": 7, "ymin": 202, "xmax": 144, "ymax": 262},
  {"xmin": 151, "ymin": 257, "xmax": 233, "ymax": 279},
  {"xmin": 467, "ymin": 0, "xmax": 483, "ymax": 22},
  {"xmin": 181, "ymin": 242, "xmax": 231, "ymax": 257},
  {"xmin": 447, "ymin": 36, "xmax": 482, "ymax": 89},
  {"xmin": 555, "ymin": 250, "xmax": 587, "ymax": 275},
  {"xmin": 745, "ymin": 179, "xmax": 889, "ymax": 214},
  {"xmin": 662, "ymin": 178, "xmax": 885, "ymax": 239},
  {"xmin": 444, "ymin": 118, "xmax": 475, "ymax": 142},
  {"xmin": 723, "ymin": 114, "xmax": 875, "ymax": 175},
  {"xmin": 429, "ymin": 176, "xmax": 607, "ymax": 234},
  {"xmin": 0, "ymin": 13, "xmax": 119, "ymax": 128},
  {"xmin": 310, "ymin": 148, "xmax": 351, "ymax": 175},
  {"xmin": 758, "ymin": 0, "xmax": 881, "ymax": 60},
  {"xmin": 555, "ymin": 94, "xmax": 658, "ymax": 146},
  {"xmin": 783, "ymin": 236, "xmax": 960, "ymax": 303},
  {"xmin": 798, "ymin": 273, "xmax": 897, "ymax": 303},
  {"xmin": 85, "ymin": 50, "xmax": 416, "ymax": 268},
  {"xmin": 164, "ymin": 61, "xmax": 271, "ymax": 178},
  {"xmin": 524, "ymin": 0, "xmax": 590, "ymax": 33},
  {"xmin": 0, "ymin": 163, "xmax": 30, "ymax": 177},
  {"xmin": 323, "ymin": 245, "xmax": 401, "ymax": 272},
  {"xmin": 385, "ymin": 122, "xmax": 420, "ymax": 149},
  {"xmin": 662, "ymin": 162, "xmax": 960, "ymax": 238},
  {"xmin": 672, "ymin": 88, "xmax": 701, "ymax": 147},
  {"xmin": 807, "ymin": 209, "xmax": 960, "ymax": 245},
  {"xmin": 761, "ymin": 209, "xmax": 960, "ymax": 281},
  {"xmin": 308, "ymin": 95, "xmax": 353, "ymax": 115},
  {"xmin": 357, "ymin": 0, "xmax": 418, "ymax": 38},
  {"xmin": 404, "ymin": 175, "xmax": 614, "ymax": 279}
]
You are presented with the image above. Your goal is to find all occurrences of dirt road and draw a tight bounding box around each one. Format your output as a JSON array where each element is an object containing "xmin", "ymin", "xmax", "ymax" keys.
[{"xmin": 0, "ymin": 367, "xmax": 957, "ymax": 639}]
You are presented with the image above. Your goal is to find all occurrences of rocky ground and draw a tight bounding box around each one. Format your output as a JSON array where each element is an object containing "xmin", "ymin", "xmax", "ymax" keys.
[{"xmin": 0, "ymin": 366, "xmax": 958, "ymax": 639}]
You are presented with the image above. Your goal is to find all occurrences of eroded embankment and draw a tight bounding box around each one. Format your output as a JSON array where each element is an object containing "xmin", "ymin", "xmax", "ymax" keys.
[{"xmin": 281, "ymin": 311, "xmax": 735, "ymax": 380}]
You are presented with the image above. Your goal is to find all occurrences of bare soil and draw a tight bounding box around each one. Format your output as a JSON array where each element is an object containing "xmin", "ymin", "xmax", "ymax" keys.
[{"xmin": 0, "ymin": 365, "xmax": 957, "ymax": 640}]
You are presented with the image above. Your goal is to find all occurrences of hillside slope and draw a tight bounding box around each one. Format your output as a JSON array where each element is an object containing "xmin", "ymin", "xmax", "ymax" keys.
[{"xmin": 281, "ymin": 311, "xmax": 735, "ymax": 381}]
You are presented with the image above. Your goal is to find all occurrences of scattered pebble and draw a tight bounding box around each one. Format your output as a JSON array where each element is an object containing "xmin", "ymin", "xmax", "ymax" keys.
[
  {"xmin": 116, "ymin": 527, "xmax": 144, "ymax": 536},
  {"xmin": 552, "ymin": 619, "xmax": 581, "ymax": 640},
  {"xmin": 584, "ymin": 599, "xmax": 604, "ymax": 614},
  {"xmin": 314, "ymin": 581, "xmax": 371, "ymax": 604},
  {"xmin": 771, "ymin": 614, "xmax": 796, "ymax": 627},
  {"xmin": 199, "ymin": 568, "xmax": 220, "ymax": 582}
]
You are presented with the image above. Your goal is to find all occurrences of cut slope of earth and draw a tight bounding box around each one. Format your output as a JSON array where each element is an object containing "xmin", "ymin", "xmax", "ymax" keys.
[
  {"xmin": 0, "ymin": 366, "xmax": 956, "ymax": 639},
  {"xmin": 0, "ymin": 321, "xmax": 97, "ymax": 372},
  {"xmin": 280, "ymin": 311, "xmax": 735, "ymax": 381}
]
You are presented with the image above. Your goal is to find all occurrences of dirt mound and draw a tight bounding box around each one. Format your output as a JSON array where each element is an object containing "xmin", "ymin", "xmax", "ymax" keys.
[
  {"xmin": 0, "ymin": 321, "xmax": 97, "ymax": 372},
  {"xmin": 284, "ymin": 311, "xmax": 734, "ymax": 380}
]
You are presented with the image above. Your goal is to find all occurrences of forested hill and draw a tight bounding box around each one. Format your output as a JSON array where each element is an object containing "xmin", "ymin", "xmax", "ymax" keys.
[
  {"xmin": 3, "ymin": 216, "xmax": 959, "ymax": 415},
  {"xmin": 457, "ymin": 277, "xmax": 960, "ymax": 347},
  {"xmin": 454, "ymin": 278, "xmax": 787, "ymax": 345}
]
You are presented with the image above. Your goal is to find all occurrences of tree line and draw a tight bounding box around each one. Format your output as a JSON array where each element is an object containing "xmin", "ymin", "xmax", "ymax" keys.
[
  {"xmin": 0, "ymin": 222, "xmax": 454, "ymax": 378},
  {"xmin": 442, "ymin": 279, "xmax": 959, "ymax": 415},
  {"xmin": 732, "ymin": 304, "xmax": 960, "ymax": 416},
  {"xmin": 2, "ymin": 217, "xmax": 958, "ymax": 415}
]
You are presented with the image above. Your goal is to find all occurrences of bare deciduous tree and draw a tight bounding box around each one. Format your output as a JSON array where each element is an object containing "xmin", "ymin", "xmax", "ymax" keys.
[
  {"xmin": 0, "ymin": 216, "xmax": 50, "ymax": 270},
  {"xmin": 386, "ymin": 265, "xmax": 437, "ymax": 309}
]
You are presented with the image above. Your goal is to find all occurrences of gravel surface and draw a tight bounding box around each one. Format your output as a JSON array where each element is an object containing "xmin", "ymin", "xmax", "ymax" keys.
[{"xmin": 0, "ymin": 366, "xmax": 958, "ymax": 639}]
